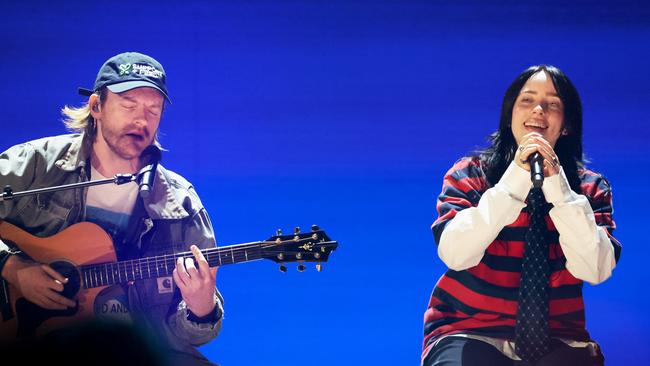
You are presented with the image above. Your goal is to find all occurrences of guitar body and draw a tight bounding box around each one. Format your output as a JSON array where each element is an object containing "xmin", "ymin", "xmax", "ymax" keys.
[{"xmin": 0, "ymin": 221, "xmax": 116, "ymax": 340}]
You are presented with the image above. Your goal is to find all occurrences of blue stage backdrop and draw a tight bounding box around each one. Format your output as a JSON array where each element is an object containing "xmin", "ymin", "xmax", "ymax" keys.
[{"xmin": 1, "ymin": 1, "xmax": 648, "ymax": 365}]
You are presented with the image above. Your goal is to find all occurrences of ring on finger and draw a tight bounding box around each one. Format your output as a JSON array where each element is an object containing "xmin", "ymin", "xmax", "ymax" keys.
[
  {"xmin": 518, "ymin": 145, "xmax": 525, "ymax": 152},
  {"xmin": 552, "ymin": 156, "xmax": 559, "ymax": 167}
]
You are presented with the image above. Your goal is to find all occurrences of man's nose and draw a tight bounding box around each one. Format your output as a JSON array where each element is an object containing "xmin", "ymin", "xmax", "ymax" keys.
[{"xmin": 133, "ymin": 106, "xmax": 149, "ymax": 127}]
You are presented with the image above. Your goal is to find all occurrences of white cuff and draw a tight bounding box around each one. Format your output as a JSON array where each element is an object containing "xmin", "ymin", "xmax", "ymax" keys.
[
  {"xmin": 496, "ymin": 161, "xmax": 531, "ymax": 202},
  {"xmin": 542, "ymin": 167, "xmax": 575, "ymax": 205}
]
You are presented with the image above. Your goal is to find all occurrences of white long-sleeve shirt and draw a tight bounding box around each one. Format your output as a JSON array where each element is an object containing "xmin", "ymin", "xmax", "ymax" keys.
[{"xmin": 437, "ymin": 161, "xmax": 616, "ymax": 284}]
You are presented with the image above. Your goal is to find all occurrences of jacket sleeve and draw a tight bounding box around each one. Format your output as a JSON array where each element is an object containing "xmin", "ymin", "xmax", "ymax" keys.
[{"xmin": 0, "ymin": 143, "xmax": 38, "ymax": 274}]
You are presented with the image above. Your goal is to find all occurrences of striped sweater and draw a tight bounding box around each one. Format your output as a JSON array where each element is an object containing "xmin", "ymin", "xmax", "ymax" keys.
[{"xmin": 422, "ymin": 157, "xmax": 622, "ymax": 360}]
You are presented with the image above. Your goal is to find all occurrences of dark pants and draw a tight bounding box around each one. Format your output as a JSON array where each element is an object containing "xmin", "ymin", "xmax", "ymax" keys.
[{"xmin": 424, "ymin": 337, "xmax": 604, "ymax": 366}]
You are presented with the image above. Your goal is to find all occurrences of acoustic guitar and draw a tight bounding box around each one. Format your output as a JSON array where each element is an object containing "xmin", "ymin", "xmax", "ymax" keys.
[{"xmin": 0, "ymin": 220, "xmax": 337, "ymax": 340}]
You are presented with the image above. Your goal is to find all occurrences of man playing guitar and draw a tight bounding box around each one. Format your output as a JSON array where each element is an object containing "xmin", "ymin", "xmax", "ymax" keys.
[{"xmin": 0, "ymin": 52, "xmax": 222, "ymax": 364}]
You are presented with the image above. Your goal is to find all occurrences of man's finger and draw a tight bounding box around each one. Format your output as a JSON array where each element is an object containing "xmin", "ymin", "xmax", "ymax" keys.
[
  {"xmin": 44, "ymin": 289, "xmax": 75, "ymax": 308},
  {"xmin": 48, "ymin": 279, "xmax": 65, "ymax": 292},
  {"xmin": 173, "ymin": 267, "xmax": 187, "ymax": 289},
  {"xmin": 191, "ymin": 245, "xmax": 211, "ymax": 278},
  {"xmin": 36, "ymin": 295, "xmax": 67, "ymax": 310},
  {"xmin": 176, "ymin": 257, "xmax": 190, "ymax": 281},
  {"xmin": 41, "ymin": 264, "xmax": 68, "ymax": 283},
  {"xmin": 185, "ymin": 257, "xmax": 199, "ymax": 279}
]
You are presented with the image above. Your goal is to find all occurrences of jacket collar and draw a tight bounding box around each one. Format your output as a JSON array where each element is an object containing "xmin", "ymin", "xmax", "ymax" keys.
[
  {"xmin": 55, "ymin": 133, "xmax": 189, "ymax": 220},
  {"xmin": 54, "ymin": 133, "xmax": 91, "ymax": 172},
  {"xmin": 142, "ymin": 168, "xmax": 190, "ymax": 220}
]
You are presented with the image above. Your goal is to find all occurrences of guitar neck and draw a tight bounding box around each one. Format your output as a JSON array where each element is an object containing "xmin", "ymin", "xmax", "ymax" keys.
[{"xmin": 79, "ymin": 242, "xmax": 265, "ymax": 289}]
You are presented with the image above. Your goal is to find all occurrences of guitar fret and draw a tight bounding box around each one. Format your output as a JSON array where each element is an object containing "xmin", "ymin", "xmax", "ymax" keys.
[
  {"xmin": 122, "ymin": 261, "xmax": 128, "ymax": 282},
  {"xmin": 230, "ymin": 247, "xmax": 235, "ymax": 264},
  {"xmin": 100, "ymin": 265, "xmax": 105, "ymax": 286},
  {"xmin": 147, "ymin": 258, "xmax": 151, "ymax": 279}
]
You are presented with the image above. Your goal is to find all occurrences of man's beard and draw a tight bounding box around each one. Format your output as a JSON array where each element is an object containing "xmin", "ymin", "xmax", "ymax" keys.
[{"xmin": 99, "ymin": 122, "xmax": 150, "ymax": 160}]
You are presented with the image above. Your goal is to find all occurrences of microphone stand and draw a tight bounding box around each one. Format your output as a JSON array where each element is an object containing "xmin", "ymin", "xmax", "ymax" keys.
[{"xmin": 0, "ymin": 174, "xmax": 138, "ymax": 202}]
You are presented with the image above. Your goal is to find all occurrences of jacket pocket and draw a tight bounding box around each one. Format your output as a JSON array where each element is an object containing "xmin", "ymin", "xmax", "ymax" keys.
[{"xmin": 15, "ymin": 191, "xmax": 73, "ymax": 236}]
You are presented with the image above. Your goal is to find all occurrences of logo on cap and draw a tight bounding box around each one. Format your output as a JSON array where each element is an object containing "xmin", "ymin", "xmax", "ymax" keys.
[{"xmin": 118, "ymin": 63, "xmax": 132, "ymax": 76}]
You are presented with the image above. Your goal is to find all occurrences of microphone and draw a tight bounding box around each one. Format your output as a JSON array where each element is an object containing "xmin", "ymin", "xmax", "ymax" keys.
[
  {"xmin": 528, "ymin": 152, "xmax": 544, "ymax": 188},
  {"xmin": 137, "ymin": 145, "xmax": 162, "ymax": 199}
]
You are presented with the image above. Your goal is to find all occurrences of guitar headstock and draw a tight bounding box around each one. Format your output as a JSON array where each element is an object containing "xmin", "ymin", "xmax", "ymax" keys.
[{"xmin": 261, "ymin": 225, "xmax": 338, "ymax": 272}]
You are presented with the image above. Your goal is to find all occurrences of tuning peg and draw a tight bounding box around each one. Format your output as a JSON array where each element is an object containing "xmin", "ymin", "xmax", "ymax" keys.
[
  {"xmin": 294, "ymin": 227, "xmax": 301, "ymax": 235},
  {"xmin": 316, "ymin": 262, "xmax": 322, "ymax": 272},
  {"xmin": 297, "ymin": 263, "xmax": 306, "ymax": 272},
  {"xmin": 279, "ymin": 264, "xmax": 287, "ymax": 273},
  {"xmin": 276, "ymin": 228, "xmax": 283, "ymax": 236},
  {"xmin": 311, "ymin": 225, "xmax": 320, "ymax": 232}
]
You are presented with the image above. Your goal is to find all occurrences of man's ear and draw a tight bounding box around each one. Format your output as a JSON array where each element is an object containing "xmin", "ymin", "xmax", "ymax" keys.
[{"xmin": 89, "ymin": 94, "xmax": 101, "ymax": 119}]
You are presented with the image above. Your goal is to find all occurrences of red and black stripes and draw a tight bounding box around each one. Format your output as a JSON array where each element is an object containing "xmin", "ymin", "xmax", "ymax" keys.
[{"xmin": 423, "ymin": 157, "xmax": 619, "ymax": 359}]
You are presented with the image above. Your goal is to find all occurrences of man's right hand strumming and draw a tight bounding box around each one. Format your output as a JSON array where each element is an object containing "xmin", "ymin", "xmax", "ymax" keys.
[{"xmin": 2, "ymin": 255, "xmax": 76, "ymax": 310}]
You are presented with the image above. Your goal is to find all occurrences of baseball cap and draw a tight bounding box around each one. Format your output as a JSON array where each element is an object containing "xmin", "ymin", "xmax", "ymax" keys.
[{"xmin": 78, "ymin": 52, "xmax": 171, "ymax": 103}]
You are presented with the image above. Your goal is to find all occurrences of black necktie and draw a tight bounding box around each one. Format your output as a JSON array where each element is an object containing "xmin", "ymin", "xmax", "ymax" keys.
[{"xmin": 515, "ymin": 187, "xmax": 551, "ymax": 363}]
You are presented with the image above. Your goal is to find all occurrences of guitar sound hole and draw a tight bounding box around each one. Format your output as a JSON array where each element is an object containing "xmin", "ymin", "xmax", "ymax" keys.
[{"xmin": 49, "ymin": 261, "xmax": 81, "ymax": 299}]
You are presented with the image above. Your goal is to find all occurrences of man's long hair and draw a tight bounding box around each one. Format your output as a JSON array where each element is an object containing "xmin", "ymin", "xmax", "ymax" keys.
[
  {"xmin": 61, "ymin": 88, "xmax": 108, "ymax": 139},
  {"xmin": 478, "ymin": 65, "xmax": 584, "ymax": 193}
]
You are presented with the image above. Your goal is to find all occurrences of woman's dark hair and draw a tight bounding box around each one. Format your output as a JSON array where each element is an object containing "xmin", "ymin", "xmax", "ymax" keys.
[{"xmin": 478, "ymin": 65, "xmax": 584, "ymax": 193}]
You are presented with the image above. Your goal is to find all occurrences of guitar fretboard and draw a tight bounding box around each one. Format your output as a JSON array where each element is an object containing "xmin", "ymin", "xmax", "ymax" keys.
[{"xmin": 79, "ymin": 242, "xmax": 264, "ymax": 289}]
